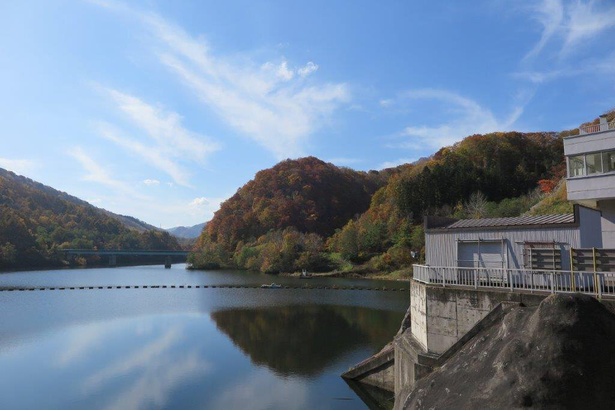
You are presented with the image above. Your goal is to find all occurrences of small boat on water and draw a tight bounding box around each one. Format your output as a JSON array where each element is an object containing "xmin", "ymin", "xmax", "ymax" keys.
[
  {"xmin": 300, "ymin": 269, "xmax": 312, "ymax": 279},
  {"xmin": 260, "ymin": 283, "xmax": 282, "ymax": 289}
]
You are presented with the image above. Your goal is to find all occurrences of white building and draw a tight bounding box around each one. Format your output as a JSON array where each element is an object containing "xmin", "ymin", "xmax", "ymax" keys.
[
  {"xmin": 564, "ymin": 114, "xmax": 615, "ymax": 247},
  {"xmin": 424, "ymin": 205, "xmax": 602, "ymax": 272}
]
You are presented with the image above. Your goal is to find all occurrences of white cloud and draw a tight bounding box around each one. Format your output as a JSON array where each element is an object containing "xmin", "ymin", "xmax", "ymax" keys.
[
  {"xmin": 379, "ymin": 99, "xmax": 393, "ymax": 108},
  {"xmin": 276, "ymin": 60, "xmax": 294, "ymax": 81},
  {"xmin": 68, "ymin": 147, "xmax": 138, "ymax": 195},
  {"xmin": 96, "ymin": 122, "xmax": 194, "ymax": 188},
  {"xmin": 563, "ymin": 0, "xmax": 615, "ymax": 56},
  {"xmin": 184, "ymin": 196, "xmax": 224, "ymax": 222},
  {"xmin": 95, "ymin": 89, "xmax": 220, "ymax": 187},
  {"xmin": 143, "ymin": 179, "xmax": 160, "ymax": 186},
  {"xmin": 523, "ymin": 0, "xmax": 564, "ymax": 61},
  {"xmin": 189, "ymin": 197, "xmax": 209, "ymax": 207},
  {"xmin": 0, "ymin": 158, "xmax": 36, "ymax": 176},
  {"xmin": 392, "ymin": 89, "xmax": 522, "ymax": 151},
  {"xmin": 107, "ymin": 89, "xmax": 219, "ymax": 161},
  {"xmin": 524, "ymin": 0, "xmax": 615, "ymax": 60},
  {"xmin": 138, "ymin": 13, "xmax": 349, "ymax": 159},
  {"xmin": 298, "ymin": 61, "xmax": 319, "ymax": 77},
  {"xmin": 379, "ymin": 158, "xmax": 416, "ymax": 169}
]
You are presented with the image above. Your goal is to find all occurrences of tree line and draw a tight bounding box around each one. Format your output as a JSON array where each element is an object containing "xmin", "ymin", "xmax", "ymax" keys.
[
  {"xmin": 190, "ymin": 131, "xmax": 567, "ymax": 275},
  {"xmin": 0, "ymin": 168, "xmax": 181, "ymax": 270}
]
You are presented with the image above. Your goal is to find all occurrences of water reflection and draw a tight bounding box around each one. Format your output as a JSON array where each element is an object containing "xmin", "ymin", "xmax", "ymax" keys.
[
  {"xmin": 211, "ymin": 305, "xmax": 400, "ymax": 377},
  {"xmin": 0, "ymin": 266, "xmax": 408, "ymax": 409}
]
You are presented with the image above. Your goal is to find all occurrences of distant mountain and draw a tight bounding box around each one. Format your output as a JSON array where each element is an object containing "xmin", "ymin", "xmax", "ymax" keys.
[
  {"xmin": 166, "ymin": 222, "xmax": 206, "ymax": 239},
  {"xmin": 0, "ymin": 168, "xmax": 181, "ymax": 270}
]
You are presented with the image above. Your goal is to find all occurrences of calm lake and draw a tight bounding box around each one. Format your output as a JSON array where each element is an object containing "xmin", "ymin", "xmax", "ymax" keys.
[{"xmin": 0, "ymin": 264, "xmax": 409, "ymax": 409}]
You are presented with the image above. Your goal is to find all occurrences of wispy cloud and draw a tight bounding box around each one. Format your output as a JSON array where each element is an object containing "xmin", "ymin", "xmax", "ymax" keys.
[
  {"xmin": 523, "ymin": 0, "xmax": 564, "ymax": 61},
  {"xmin": 391, "ymin": 89, "xmax": 523, "ymax": 151},
  {"xmin": 96, "ymin": 122, "xmax": 194, "ymax": 188},
  {"xmin": 81, "ymin": 324, "xmax": 212, "ymax": 409},
  {"xmin": 563, "ymin": 0, "xmax": 615, "ymax": 56},
  {"xmin": 136, "ymin": 11, "xmax": 349, "ymax": 159},
  {"xmin": 96, "ymin": 89, "xmax": 220, "ymax": 187},
  {"xmin": 68, "ymin": 147, "xmax": 138, "ymax": 195},
  {"xmin": 298, "ymin": 61, "xmax": 319, "ymax": 78},
  {"xmin": 143, "ymin": 179, "xmax": 160, "ymax": 186},
  {"xmin": 107, "ymin": 89, "xmax": 219, "ymax": 161},
  {"xmin": 523, "ymin": 0, "xmax": 615, "ymax": 60}
]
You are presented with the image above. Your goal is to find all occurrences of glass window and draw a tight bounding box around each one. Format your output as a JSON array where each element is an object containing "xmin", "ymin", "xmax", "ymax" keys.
[
  {"xmin": 568, "ymin": 155, "xmax": 585, "ymax": 177},
  {"xmin": 602, "ymin": 151, "xmax": 615, "ymax": 173},
  {"xmin": 585, "ymin": 152, "xmax": 603, "ymax": 174}
]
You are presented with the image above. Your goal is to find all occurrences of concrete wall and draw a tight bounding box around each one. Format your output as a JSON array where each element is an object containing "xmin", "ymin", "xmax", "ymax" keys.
[
  {"xmin": 599, "ymin": 200, "xmax": 615, "ymax": 248},
  {"xmin": 410, "ymin": 280, "xmax": 544, "ymax": 354},
  {"xmin": 568, "ymin": 173, "xmax": 615, "ymax": 202},
  {"xmin": 564, "ymin": 129, "xmax": 615, "ymax": 156},
  {"xmin": 579, "ymin": 204, "xmax": 604, "ymax": 248},
  {"xmin": 410, "ymin": 280, "xmax": 427, "ymax": 350}
]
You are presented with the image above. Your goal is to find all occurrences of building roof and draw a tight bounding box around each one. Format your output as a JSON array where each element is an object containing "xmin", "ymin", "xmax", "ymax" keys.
[{"xmin": 426, "ymin": 213, "xmax": 575, "ymax": 231}]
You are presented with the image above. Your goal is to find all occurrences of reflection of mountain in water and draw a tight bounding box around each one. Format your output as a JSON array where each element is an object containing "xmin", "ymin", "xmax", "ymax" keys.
[{"xmin": 210, "ymin": 305, "xmax": 401, "ymax": 377}]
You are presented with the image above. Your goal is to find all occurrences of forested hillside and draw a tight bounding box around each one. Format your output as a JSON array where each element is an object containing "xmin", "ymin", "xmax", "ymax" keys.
[
  {"xmin": 191, "ymin": 130, "xmax": 571, "ymax": 275},
  {"xmin": 0, "ymin": 168, "xmax": 181, "ymax": 270},
  {"xmin": 191, "ymin": 157, "xmax": 390, "ymax": 272}
]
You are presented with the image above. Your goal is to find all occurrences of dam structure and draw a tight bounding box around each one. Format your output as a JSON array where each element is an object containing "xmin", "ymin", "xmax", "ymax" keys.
[{"xmin": 345, "ymin": 114, "xmax": 615, "ymax": 408}]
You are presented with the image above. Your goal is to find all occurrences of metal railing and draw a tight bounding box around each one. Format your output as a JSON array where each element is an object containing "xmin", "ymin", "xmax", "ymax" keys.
[
  {"xmin": 579, "ymin": 121, "xmax": 615, "ymax": 135},
  {"xmin": 413, "ymin": 264, "xmax": 615, "ymax": 299}
]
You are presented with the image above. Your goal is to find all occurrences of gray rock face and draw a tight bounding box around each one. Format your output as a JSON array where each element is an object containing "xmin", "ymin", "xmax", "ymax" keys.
[{"xmin": 403, "ymin": 293, "xmax": 615, "ymax": 409}]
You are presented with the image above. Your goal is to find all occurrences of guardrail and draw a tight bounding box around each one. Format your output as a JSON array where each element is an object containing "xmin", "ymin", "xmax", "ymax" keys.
[
  {"xmin": 413, "ymin": 264, "xmax": 615, "ymax": 298},
  {"xmin": 579, "ymin": 121, "xmax": 615, "ymax": 135}
]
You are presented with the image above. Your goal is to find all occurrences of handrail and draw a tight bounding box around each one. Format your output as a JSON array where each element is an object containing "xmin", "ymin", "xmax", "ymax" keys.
[
  {"xmin": 579, "ymin": 121, "xmax": 615, "ymax": 135},
  {"xmin": 413, "ymin": 264, "xmax": 615, "ymax": 298}
]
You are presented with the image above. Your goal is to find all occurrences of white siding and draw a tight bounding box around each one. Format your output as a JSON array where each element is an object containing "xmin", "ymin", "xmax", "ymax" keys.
[{"xmin": 426, "ymin": 226, "xmax": 580, "ymax": 270}]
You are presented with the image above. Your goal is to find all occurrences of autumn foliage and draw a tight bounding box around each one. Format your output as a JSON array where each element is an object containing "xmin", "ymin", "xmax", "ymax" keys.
[
  {"xmin": 192, "ymin": 131, "xmax": 568, "ymax": 274},
  {"xmin": 192, "ymin": 157, "xmax": 387, "ymax": 272},
  {"xmin": 0, "ymin": 168, "xmax": 181, "ymax": 270}
]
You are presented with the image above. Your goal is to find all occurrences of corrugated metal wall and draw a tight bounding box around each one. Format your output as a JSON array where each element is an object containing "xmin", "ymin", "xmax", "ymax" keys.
[{"xmin": 425, "ymin": 226, "xmax": 580, "ymax": 270}]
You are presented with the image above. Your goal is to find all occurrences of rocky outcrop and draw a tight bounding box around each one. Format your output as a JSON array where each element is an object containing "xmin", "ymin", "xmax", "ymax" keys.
[{"xmin": 401, "ymin": 293, "xmax": 615, "ymax": 409}]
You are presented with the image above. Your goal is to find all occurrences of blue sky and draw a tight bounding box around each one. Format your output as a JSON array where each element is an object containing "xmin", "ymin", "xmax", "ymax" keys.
[{"xmin": 1, "ymin": 0, "xmax": 614, "ymax": 228}]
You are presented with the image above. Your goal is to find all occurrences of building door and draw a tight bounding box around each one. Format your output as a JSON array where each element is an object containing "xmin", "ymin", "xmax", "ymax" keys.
[{"xmin": 458, "ymin": 240, "xmax": 504, "ymax": 268}]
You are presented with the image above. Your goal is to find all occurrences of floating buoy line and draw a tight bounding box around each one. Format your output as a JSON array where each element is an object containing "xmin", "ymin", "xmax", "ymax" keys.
[{"xmin": 0, "ymin": 284, "xmax": 406, "ymax": 292}]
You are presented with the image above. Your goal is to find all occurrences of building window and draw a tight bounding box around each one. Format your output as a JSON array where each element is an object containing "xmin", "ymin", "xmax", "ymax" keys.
[
  {"xmin": 568, "ymin": 155, "xmax": 585, "ymax": 177},
  {"xmin": 602, "ymin": 151, "xmax": 615, "ymax": 173},
  {"xmin": 585, "ymin": 152, "xmax": 603, "ymax": 174},
  {"xmin": 567, "ymin": 150, "xmax": 615, "ymax": 177}
]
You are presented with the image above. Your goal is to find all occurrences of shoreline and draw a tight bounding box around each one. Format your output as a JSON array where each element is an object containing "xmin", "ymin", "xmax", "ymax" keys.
[{"xmin": 279, "ymin": 267, "xmax": 412, "ymax": 281}]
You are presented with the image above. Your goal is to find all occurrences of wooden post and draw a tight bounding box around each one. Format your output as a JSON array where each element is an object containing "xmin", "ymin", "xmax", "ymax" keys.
[
  {"xmin": 593, "ymin": 247, "xmax": 600, "ymax": 299},
  {"xmin": 570, "ymin": 248, "xmax": 576, "ymax": 292}
]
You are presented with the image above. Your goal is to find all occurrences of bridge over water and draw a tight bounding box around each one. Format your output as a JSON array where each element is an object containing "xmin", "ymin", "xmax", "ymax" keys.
[{"xmin": 63, "ymin": 249, "xmax": 189, "ymax": 268}]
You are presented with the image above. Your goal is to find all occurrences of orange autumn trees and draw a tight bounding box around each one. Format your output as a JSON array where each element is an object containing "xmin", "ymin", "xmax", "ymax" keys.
[
  {"xmin": 191, "ymin": 130, "xmax": 571, "ymax": 274},
  {"xmin": 191, "ymin": 157, "xmax": 388, "ymax": 272}
]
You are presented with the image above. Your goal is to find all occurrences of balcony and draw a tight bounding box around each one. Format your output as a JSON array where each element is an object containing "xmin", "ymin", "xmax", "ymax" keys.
[{"xmin": 579, "ymin": 120, "xmax": 615, "ymax": 135}]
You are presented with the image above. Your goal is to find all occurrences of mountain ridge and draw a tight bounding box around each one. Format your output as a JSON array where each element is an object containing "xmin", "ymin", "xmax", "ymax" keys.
[{"xmin": 0, "ymin": 167, "xmax": 181, "ymax": 270}]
